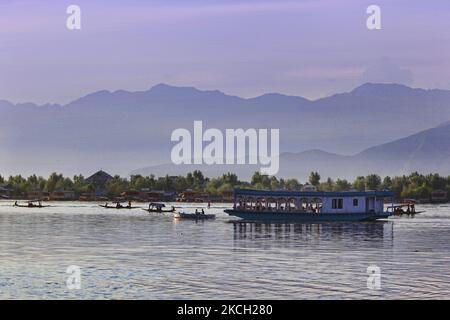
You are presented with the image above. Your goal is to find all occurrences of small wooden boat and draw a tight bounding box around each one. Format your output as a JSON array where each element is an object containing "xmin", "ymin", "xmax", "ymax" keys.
[
  {"xmin": 99, "ymin": 204, "xmax": 140, "ymax": 209},
  {"xmin": 174, "ymin": 212, "xmax": 216, "ymax": 220},
  {"xmin": 13, "ymin": 201, "xmax": 49, "ymax": 208},
  {"xmin": 391, "ymin": 201, "xmax": 423, "ymax": 216},
  {"xmin": 14, "ymin": 204, "xmax": 50, "ymax": 208},
  {"xmin": 393, "ymin": 208, "xmax": 424, "ymax": 216},
  {"xmin": 142, "ymin": 202, "xmax": 176, "ymax": 213}
]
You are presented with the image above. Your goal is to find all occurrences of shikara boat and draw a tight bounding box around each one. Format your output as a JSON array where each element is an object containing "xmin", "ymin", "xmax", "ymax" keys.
[
  {"xmin": 13, "ymin": 200, "xmax": 49, "ymax": 208},
  {"xmin": 99, "ymin": 202, "xmax": 140, "ymax": 209},
  {"xmin": 142, "ymin": 202, "xmax": 176, "ymax": 213},
  {"xmin": 174, "ymin": 212, "xmax": 216, "ymax": 220},
  {"xmin": 391, "ymin": 202, "xmax": 424, "ymax": 216},
  {"xmin": 224, "ymin": 189, "xmax": 395, "ymax": 222}
]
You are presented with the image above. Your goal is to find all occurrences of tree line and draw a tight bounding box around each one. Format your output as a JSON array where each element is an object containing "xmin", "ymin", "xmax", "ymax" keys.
[{"xmin": 1, "ymin": 171, "xmax": 449, "ymax": 201}]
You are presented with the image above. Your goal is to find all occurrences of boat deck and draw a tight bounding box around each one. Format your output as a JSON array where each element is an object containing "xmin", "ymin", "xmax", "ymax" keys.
[{"xmin": 224, "ymin": 209, "xmax": 391, "ymax": 222}]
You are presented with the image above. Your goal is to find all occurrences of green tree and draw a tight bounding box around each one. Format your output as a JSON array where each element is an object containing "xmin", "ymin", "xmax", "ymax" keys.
[
  {"xmin": 335, "ymin": 179, "xmax": 351, "ymax": 191},
  {"xmin": 192, "ymin": 170, "xmax": 206, "ymax": 190},
  {"xmin": 106, "ymin": 175, "xmax": 129, "ymax": 196},
  {"xmin": 309, "ymin": 171, "xmax": 321, "ymax": 187},
  {"xmin": 285, "ymin": 179, "xmax": 301, "ymax": 191},
  {"xmin": 365, "ymin": 174, "xmax": 382, "ymax": 190},
  {"xmin": 381, "ymin": 176, "xmax": 392, "ymax": 190},
  {"xmin": 8, "ymin": 175, "xmax": 27, "ymax": 195},
  {"xmin": 320, "ymin": 178, "xmax": 335, "ymax": 191},
  {"xmin": 353, "ymin": 176, "xmax": 366, "ymax": 191},
  {"xmin": 269, "ymin": 176, "xmax": 279, "ymax": 190},
  {"xmin": 45, "ymin": 173, "xmax": 64, "ymax": 192}
]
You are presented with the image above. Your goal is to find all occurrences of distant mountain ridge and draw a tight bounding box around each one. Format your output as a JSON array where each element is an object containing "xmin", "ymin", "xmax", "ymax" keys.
[
  {"xmin": 1, "ymin": 82, "xmax": 450, "ymax": 177},
  {"xmin": 132, "ymin": 121, "xmax": 450, "ymax": 180}
]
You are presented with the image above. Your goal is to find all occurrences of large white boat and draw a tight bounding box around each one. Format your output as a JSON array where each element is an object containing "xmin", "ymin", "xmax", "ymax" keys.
[{"xmin": 224, "ymin": 188, "xmax": 394, "ymax": 222}]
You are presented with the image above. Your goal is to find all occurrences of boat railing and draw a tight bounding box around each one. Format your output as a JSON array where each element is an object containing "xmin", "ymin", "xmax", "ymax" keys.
[{"xmin": 235, "ymin": 205, "xmax": 320, "ymax": 214}]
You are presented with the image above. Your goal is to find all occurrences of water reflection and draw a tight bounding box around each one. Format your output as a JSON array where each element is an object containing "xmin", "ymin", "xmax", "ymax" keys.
[{"xmin": 232, "ymin": 221, "xmax": 393, "ymax": 248}]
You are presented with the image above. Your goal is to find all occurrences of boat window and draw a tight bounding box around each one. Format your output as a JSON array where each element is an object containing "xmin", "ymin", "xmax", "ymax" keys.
[
  {"xmin": 332, "ymin": 198, "xmax": 343, "ymax": 209},
  {"xmin": 353, "ymin": 199, "xmax": 358, "ymax": 206}
]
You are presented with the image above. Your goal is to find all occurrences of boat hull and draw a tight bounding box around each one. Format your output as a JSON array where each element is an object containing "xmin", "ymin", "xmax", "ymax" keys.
[
  {"xmin": 224, "ymin": 209, "xmax": 391, "ymax": 222},
  {"xmin": 174, "ymin": 213, "xmax": 215, "ymax": 220},
  {"xmin": 143, "ymin": 209, "xmax": 175, "ymax": 213},
  {"xmin": 99, "ymin": 205, "xmax": 139, "ymax": 209},
  {"xmin": 14, "ymin": 205, "xmax": 49, "ymax": 208}
]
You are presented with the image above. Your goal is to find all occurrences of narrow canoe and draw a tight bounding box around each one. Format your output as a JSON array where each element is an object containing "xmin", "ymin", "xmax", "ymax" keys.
[
  {"xmin": 174, "ymin": 212, "xmax": 216, "ymax": 220},
  {"xmin": 14, "ymin": 204, "xmax": 50, "ymax": 208},
  {"xmin": 142, "ymin": 208, "xmax": 176, "ymax": 213},
  {"xmin": 99, "ymin": 205, "xmax": 140, "ymax": 209}
]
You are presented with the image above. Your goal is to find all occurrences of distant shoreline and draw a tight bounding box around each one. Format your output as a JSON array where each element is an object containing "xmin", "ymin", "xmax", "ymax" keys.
[{"xmin": 1, "ymin": 170, "xmax": 449, "ymax": 204}]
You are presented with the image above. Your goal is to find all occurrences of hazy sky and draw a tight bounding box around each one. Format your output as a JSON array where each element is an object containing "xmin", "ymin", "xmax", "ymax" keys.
[{"xmin": 1, "ymin": 0, "xmax": 450, "ymax": 104}]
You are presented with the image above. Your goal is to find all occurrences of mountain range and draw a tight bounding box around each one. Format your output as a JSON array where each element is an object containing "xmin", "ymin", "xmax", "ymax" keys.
[
  {"xmin": 1, "ymin": 83, "xmax": 449, "ymax": 178},
  {"xmin": 132, "ymin": 121, "xmax": 450, "ymax": 180}
]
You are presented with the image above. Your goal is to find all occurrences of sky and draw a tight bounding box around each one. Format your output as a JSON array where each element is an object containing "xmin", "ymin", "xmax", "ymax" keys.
[{"xmin": 1, "ymin": 0, "xmax": 450, "ymax": 104}]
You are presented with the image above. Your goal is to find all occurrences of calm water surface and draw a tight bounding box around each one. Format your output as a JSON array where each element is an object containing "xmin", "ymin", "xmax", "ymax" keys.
[{"xmin": 0, "ymin": 201, "xmax": 449, "ymax": 299}]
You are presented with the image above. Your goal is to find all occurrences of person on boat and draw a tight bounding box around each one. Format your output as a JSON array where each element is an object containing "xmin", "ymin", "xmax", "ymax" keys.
[
  {"xmin": 127, "ymin": 201, "xmax": 132, "ymax": 208},
  {"xmin": 195, "ymin": 209, "xmax": 198, "ymax": 214},
  {"xmin": 171, "ymin": 206, "xmax": 175, "ymax": 212},
  {"xmin": 28, "ymin": 202, "xmax": 33, "ymax": 207},
  {"xmin": 411, "ymin": 203, "xmax": 416, "ymax": 213},
  {"xmin": 201, "ymin": 208, "xmax": 205, "ymax": 215},
  {"xmin": 38, "ymin": 201, "xmax": 42, "ymax": 207},
  {"xmin": 105, "ymin": 202, "xmax": 108, "ymax": 207},
  {"xmin": 14, "ymin": 201, "xmax": 18, "ymax": 207},
  {"xmin": 396, "ymin": 207, "xmax": 405, "ymax": 214},
  {"xmin": 116, "ymin": 202, "xmax": 122, "ymax": 209}
]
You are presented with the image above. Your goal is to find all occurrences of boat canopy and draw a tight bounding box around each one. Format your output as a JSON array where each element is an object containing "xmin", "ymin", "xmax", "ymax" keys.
[
  {"xmin": 233, "ymin": 188, "xmax": 394, "ymax": 198},
  {"xmin": 149, "ymin": 202, "xmax": 165, "ymax": 208}
]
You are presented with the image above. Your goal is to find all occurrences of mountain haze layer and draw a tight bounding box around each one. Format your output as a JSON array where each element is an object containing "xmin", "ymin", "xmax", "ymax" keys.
[
  {"xmin": 1, "ymin": 83, "xmax": 450, "ymax": 177},
  {"xmin": 133, "ymin": 122, "xmax": 450, "ymax": 180}
]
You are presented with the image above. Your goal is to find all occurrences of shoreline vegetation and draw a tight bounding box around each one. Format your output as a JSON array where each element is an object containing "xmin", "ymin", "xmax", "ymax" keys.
[{"xmin": 0, "ymin": 171, "xmax": 449, "ymax": 203}]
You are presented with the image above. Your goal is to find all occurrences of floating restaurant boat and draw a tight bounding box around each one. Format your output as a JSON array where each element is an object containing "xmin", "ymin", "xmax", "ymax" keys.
[{"xmin": 224, "ymin": 189, "xmax": 395, "ymax": 222}]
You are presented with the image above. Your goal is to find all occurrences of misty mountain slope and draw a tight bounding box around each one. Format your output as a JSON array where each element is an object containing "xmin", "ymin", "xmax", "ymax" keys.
[
  {"xmin": 355, "ymin": 121, "xmax": 450, "ymax": 174},
  {"xmin": 281, "ymin": 122, "xmax": 450, "ymax": 179},
  {"xmin": 1, "ymin": 83, "xmax": 450, "ymax": 176},
  {"xmin": 132, "ymin": 122, "xmax": 450, "ymax": 180}
]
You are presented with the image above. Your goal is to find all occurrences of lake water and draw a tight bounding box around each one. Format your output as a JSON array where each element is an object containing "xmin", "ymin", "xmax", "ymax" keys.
[{"xmin": 0, "ymin": 201, "xmax": 449, "ymax": 299}]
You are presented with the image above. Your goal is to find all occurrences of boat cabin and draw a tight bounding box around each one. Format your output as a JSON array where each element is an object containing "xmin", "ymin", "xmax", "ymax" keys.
[
  {"xmin": 149, "ymin": 202, "xmax": 166, "ymax": 210},
  {"xmin": 232, "ymin": 189, "xmax": 394, "ymax": 214}
]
